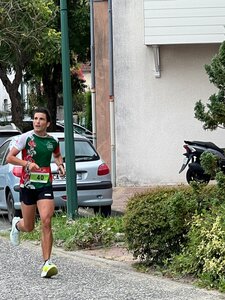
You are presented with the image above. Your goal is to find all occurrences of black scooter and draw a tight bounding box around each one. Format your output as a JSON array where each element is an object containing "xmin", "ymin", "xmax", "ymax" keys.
[{"xmin": 179, "ymin": 140, "xmax": 225, "ymax": 184}]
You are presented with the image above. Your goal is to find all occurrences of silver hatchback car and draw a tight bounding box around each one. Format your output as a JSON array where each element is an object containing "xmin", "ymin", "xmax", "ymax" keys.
[
  {"xmin": 0, "ymin": 132, "xmax": 112, "ymax": 222},
  {"xmin": 0, "ymin": 123, "xmax": 21, "ymax": 146}
]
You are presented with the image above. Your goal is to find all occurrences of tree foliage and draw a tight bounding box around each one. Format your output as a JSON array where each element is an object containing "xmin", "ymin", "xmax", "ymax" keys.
[
  {"xmin": 0, "ymin": 0, "xmax": 60, "ymax": 127},
  {"xmin": 0, "ymin": 0, "xmax": 90, "ymax": 129},
  {"xmin": 194, "ymin": 42, "xmax": 225, "ymax": 130},
  {"xmin": 68, "ymin": 0, "xmax": 90, "ymax": 61},
  {"xmin": 0, "ymin": 0, "xmax": 60, "ymax": 67},
  {"xmin": 33, "ymin": 0, "xmax": 90, "ymax": 129}
]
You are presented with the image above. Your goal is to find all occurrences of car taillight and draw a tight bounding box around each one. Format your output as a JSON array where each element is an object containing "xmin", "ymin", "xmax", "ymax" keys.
[
  {"xmin": 98, "ymin": 163, "xmax": 110, "ymax": 176},
  {"xmin": 12, "ymin": 166, "xmax": 23, "ymax": 177}
]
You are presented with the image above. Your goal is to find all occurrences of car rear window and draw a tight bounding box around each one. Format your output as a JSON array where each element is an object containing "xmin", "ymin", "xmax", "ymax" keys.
[
  {"xmin": 0, "ymin": 136, "xmax": 8, "ymax": 146},
  {"xmin": 0, "ymin": 133, "xmax": 21, "ymax": 146},
  {"xmin": 52, "ymin": 139, "xmax": 99, "ymax": 162}
]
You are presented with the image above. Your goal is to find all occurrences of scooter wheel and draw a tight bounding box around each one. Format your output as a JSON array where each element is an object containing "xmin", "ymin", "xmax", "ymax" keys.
[{"xmin": 186, "ymin": 168, "xmax": 210, "ymax": 185}]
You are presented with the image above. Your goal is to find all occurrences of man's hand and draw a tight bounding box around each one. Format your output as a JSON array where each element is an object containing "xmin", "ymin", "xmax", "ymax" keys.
[
  {"xmin": 58, "ymin": 164, "xmax": 66, "ymax": 177},
  {"xmin": 26, "ymin": 162, "xmax": 40, "ymax": 172}
]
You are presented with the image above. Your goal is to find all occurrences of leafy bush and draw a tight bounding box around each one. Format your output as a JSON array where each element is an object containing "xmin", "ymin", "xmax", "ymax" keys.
[
  {"xmin": 169, "ymin": 205, "xmax": 225, "ymax": 291},
  {"xmin": 200, "ymin": 151, "xmax": 218, "ymax": 177},
  {"xmin": 123, "ymin": 185, "xmax": 215, "ymax": 265},
  {"xmin": 63, "ymin": 215, "xmax": 124, "ymax": 250},
  {"xmin": 164, "ymin": 173, "xmax": 225, "ymax": 291}
]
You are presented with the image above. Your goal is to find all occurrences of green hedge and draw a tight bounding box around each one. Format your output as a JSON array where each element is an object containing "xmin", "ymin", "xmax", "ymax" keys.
[{"xmin": 123, "ymin": 185, "xmax": 215, "ymax": 265}]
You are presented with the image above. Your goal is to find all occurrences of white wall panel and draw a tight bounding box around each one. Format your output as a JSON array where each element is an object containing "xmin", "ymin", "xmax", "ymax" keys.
[{"xmin": 144, "ymin": 0, "xmax": 225, "ymax": 44}]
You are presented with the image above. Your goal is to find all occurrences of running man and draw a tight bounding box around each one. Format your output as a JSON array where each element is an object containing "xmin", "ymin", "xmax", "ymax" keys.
[{"xmin": 6, "ymin": 107, "xmax": 65, "ymax": 278}]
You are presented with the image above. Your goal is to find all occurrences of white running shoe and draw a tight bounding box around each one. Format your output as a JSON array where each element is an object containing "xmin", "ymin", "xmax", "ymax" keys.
[
  {"xmin": 10, "ymin": 217, "xmax": 20, "ymax": 246},
  {"xmin": 41, "ymin": 260, "xmax": 58, "ymax": 278}
]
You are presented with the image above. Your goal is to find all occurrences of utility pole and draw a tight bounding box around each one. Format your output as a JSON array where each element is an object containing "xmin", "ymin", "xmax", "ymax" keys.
[{"xmin": 60, "ymin": 0, "xmax": 78, "ymax": 219}]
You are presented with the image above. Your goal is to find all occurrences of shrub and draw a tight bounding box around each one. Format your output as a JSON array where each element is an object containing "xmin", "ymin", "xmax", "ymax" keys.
[
  {"xmin": 62, "ymin": 215, "xmax": 124, "ymax": 250},
  {"xmin": 21, "ymin": 214, "xmax": 124, "ymax": 251},
  {"xmin": 165, "ymin": 173, "xmax": 225, "ymax": 291},
  {"xmin": 123, "ymin": 185, "xmax": 215, "ymax": 265},
  {"xmin": 169, "ymin": 205, "xmax": 225, "ymax": 291}
]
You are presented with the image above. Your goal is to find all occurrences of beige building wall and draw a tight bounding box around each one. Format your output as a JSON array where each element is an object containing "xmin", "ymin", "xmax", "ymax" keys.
[{"xmin": 113, "ymin": 0, "xmax": 224, "ymax": 186}]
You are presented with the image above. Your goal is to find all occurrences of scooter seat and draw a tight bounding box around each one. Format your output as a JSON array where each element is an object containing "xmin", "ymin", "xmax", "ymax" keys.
[{"xmin": 184, "ymin": 140, "xmax": 224, "ymax": 154}]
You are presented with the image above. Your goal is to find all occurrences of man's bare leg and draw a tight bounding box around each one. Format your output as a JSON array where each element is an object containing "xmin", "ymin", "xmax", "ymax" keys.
[
  {"xmin": 37, "ymin": 199, "xmax": 55, "ymax": 261},
  {"xmin": 17, "ymin": 202, "xmax": 37, "ymax": 232},
  {"xmin": 37, "ymin": 199, "xmax": 58, "ymax": 278}
]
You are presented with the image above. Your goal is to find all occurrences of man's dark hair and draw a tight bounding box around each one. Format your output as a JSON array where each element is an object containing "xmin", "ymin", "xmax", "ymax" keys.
[{"xmin": 33, "ymin": 107, "xmax": 51, "ymax": 123}]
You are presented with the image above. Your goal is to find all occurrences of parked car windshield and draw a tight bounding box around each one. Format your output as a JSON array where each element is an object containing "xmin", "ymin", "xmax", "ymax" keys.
[{"xmin": 53, "ymin": 138, "xmax": 99, "ymax": 162}]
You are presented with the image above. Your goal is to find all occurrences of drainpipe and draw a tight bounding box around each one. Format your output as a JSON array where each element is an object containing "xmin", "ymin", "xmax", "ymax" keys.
[
  {"xmin": 108, "ymin": 0, "xmax": 116, "ymax": 187},
  {"xmin": 90, "ymin": 0, "xmax": 97, "ymax": 148}
]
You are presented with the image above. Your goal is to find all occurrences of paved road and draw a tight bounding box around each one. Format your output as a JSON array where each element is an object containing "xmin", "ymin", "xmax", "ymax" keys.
[
  {"xmin": 0, "ymin": 237, "xmax": 225, "ymax": 300},
  {"xmin": 0, "ymin": 211, "xmax": 10, "ymax": 232}
]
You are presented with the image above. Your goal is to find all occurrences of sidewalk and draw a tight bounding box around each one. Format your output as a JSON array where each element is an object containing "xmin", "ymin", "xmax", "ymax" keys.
[{"xmin": 112, "ymin": 186, "xmax": 153, "ymax": 213}]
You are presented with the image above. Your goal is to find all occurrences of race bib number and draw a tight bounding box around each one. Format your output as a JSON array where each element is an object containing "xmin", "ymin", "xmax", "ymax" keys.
[{"xmin": 30, "ymin": 172, "xmax": 49, "ymax": 183}]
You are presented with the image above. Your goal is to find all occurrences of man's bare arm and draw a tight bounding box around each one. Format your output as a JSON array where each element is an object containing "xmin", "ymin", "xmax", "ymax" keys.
[
  {"xmin": 54, "ymin": 153, "xmax": 65, "ymax": 176},
  {"xmin": 6, "ymin": 147, "xmax": 39, "ymax": 171}
]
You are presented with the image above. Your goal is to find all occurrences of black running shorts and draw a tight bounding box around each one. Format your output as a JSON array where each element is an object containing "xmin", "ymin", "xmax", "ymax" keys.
[{"xmin": 20, "ymin": 186, "xmax": 54, "ymax": 205}]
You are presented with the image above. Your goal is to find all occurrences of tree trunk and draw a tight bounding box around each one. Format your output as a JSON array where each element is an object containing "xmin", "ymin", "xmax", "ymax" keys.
[
  {"xmin": 0, "ymin": 66, "xmax": 23, "ymax": 129},
  {"xmin": 42, "ymin": 63, "xmax": 62, "ymax": 131}
]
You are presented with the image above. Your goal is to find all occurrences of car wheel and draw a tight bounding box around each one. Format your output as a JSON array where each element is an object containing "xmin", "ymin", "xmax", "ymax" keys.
[
  {"xmin": 93, "ymin": 205, "xmax": 111, "ymax": 217},
  {"xmin": 186, "ymin": 168, "xmax": 210, "ymax": 185},
  {"xmin": 6, "ymin": 191, "xmax": 21, "ymax": 223}
]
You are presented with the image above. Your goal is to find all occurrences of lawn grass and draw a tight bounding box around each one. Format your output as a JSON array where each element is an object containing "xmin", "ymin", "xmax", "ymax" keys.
[{"xmin": 21, "ymin": 212, "xmax": 125, "ymax": 250}]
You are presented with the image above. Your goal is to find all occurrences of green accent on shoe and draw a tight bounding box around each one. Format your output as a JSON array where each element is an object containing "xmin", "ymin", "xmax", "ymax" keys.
[{"xmin": 41, "ymin": 263, "xmax": 58, "ymax": 278}]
